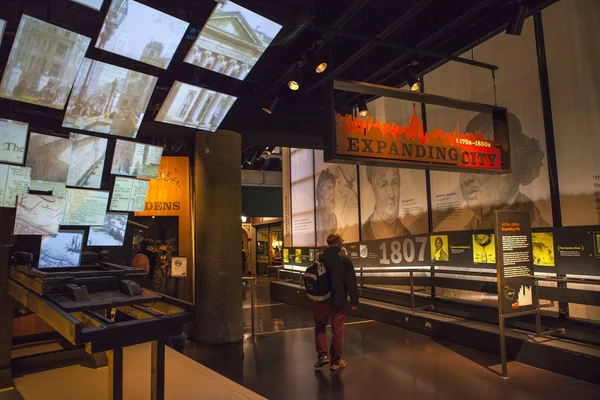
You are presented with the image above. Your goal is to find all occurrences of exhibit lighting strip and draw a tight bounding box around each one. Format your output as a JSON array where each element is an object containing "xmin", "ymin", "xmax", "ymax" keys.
[
  {"xmin": 435, "ymin": 273, "xmax": 496, "ymax": 282},
  {"xmin": 360, "ymin": 271, "xmax": 431, "ymax": 277}
]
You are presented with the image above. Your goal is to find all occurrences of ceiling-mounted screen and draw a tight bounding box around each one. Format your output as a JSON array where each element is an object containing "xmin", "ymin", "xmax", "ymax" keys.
[
  {"xmin": 155, "ymin": 81, "xmax": 236, "ymax": 132},
  {"xmin": 62, "ymin": 58, "xmax": 158, "ymax": 138},
  {"xmin": 184, "ymin": 0, "xmax": 282, "ymax": 80},
  {"xmin": 62, "ymin": 188, "xmax": 110, "ymax": 226},
  {"xmin": 109, "ymin": 177, "xmax": 149, "ymax": 212},
  {"xmin": 0, "ymin": 118, "xmax": 28, "ymax": 165},
  {"xmin": 39, "ymin": 230, "xmax": 84, "ymax": 268},
  {"xmin": 111, "ymin": 139, "xmax": 163, "ymax": 179},
  {"xmin": 26, "ymin": 133, "xmax": 73, "ymax": 191},
  {"xmin": 70, "ymin": 0, "xmax": 104, "ymax": 11},
  {"xmin": 14, "ymin": 194, "xmax": 64, "ymax": 235},
  {"xmin": 96, "ymin": 0, "xmax": 189, "ymax": 69},
  {"xmin": 87, "ymin": 212, "xmax": 128, "ymax": 246},
  {"xmin": 67, "ymin": 133, "xmax": 108, "ymax": 189},
  {"xmin": 0, "ymin": 19, "xmax": 6, "ymax": 46},
  {"xmin": 0, "ymin": 165, "xmax": 31, "ymax": 208},
  {"xmin": 0, "ymin": 15, "xmax": 91, "ymax": 110}
]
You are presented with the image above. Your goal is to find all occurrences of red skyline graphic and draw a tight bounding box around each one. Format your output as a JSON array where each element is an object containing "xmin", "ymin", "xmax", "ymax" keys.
[{"xmin": 338, "ymin": 107, "xmax": 495, "ymax": 147}]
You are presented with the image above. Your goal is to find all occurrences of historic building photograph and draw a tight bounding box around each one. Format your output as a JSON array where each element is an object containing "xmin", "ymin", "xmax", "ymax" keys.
[
  {"xmin": 62, "ymin": 58, "xmax": 157, "ymax": 138},
  {"xmin": 184, "ymin": 1, "xmax": 281, "ymax": 80},
  {"xmin": 0, "ymin": 15, "xmax": 90, "ymax": 109},
  {"xmin": 155, "ymin": 81, "xmax": 236, "ymax": 132}
]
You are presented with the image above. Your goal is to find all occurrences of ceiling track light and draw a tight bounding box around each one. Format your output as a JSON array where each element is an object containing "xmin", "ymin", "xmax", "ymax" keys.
[
  {"xmin": 262, "ymin": 96, "xmax": 279, "ymax": 114},
  {"xmin": 404, "ymin": 70, "xmax": 421, "ymax": 91},
  {"xmin": 287, "ymin": 62, "xmax": 303, "ymax": 91},
  {"xmin": 506, "ymin": 3, "xmax": 528, "ymax": 36},
  {"xmin": 357, "ymin": 97, "xmax": 368, "ymax": 117},
  {"xmin": 308, "ymin": 49, "xmax": 328, "ymax": 73}
]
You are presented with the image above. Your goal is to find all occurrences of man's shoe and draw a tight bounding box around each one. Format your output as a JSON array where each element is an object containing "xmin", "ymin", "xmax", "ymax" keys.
[
  {"xmin": 314, "ymin": 356, "xmax": 330, "ymax": 368},
  {"xmin": 330, "ymin": 360, "xmax": 347, "ymax": 370}
]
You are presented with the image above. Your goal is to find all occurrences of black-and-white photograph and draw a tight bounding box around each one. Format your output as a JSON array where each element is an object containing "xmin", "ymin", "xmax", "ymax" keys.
[
  {"xmin": 39, "ymin": 230, "xmax": 84, "ymax": 268},
  {"xmin": 96, "ymin": 0, "xmax": 189, "ymax": 69},
  {"xmin": 70, "ymin": 0, "xmax": 104, "ymax": 11},
  {"xmin": 0, "ymin": 15, "xmax": 90, "ymax": 110},
  {"xmin": 360, "ymin": 166, "xmax": 412, "ymax": 241},
  {"xmin": 155, "ymin": 81, "xmax": 237, "ymax": 132},
  {"xmin": 67, "ymin": 133, "xmax": 108, "ymax": 189},
  {"xmin": 26, "ymin": 133, "xmax": 73, "ymax": 187},
  {"xmin": 184, "ymin": 0, "xmax": 282, "ymax": 80},
  {"xmin": 87, "ymin": 212, "xmax": 128, "ymax": 246},
  {"xmin": 0, "ymin": 18, "xmax": 6, "ymax": 46},
  {"xmin": 0, "ymin": 118, "xmax": 28, "ymax": 165},
  {"xmin": 14, "ymin": 194, "xmax": 63, "ymax": 235},
  {"xmin": 314, "ymin": 150, "xmax": 359, "ymax": 246},
  {"xmin": 111, "ymin": 139, "xmax": 163, "ymax": 179},
  {"xmin": 62, "ymin": 58, "xmax": 157, "ymax": 138}
]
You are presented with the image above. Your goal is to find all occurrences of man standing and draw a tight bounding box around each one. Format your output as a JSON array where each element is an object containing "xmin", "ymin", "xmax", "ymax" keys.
[{"xmin": 314, "ymin": 233, "xmax": 359, "ymax": 370}]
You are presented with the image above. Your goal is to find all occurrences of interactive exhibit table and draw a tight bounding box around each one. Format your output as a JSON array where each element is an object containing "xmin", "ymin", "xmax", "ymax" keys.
[{"xmin": 7, "ymin": 261, "xmax": 193, "ymax": 400}]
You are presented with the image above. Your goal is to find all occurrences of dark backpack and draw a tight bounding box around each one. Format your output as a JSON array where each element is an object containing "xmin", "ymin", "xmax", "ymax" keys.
[{"xmin": 303, "ymin": 260, "xmax": 331, "ymax": 301}]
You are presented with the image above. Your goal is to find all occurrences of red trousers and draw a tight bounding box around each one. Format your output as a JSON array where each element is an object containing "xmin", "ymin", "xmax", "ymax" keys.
[{"xmin": 313, "ymin": 301, "xmax": 346, "ymax": 364}]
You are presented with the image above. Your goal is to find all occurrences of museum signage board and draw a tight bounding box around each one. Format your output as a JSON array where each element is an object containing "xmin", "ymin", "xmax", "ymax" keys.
[
  {"xmin": 324, "ymin": 79, "xmax": 511, "ymax": 173},
  {"xmin": 494, "ymin": 210, "xmax": 536, "ymax": 315}
]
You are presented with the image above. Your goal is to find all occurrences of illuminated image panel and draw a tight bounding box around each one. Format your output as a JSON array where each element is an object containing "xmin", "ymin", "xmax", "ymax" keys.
[
  {"xmin": 39, "ymin": 230, "xmax": 84, "ymax": 268},
  {"xmin": 155, "ymin": 81, "xmax": 236, "ymax": 132},
  {"xmin": 184, "ymin": 1, "xmax": 282, "ymax": 80},
  {"xmin": 96, "ymin": 0, "xmax": 189, "ymax": 69},
  {"xmin": 0, "ymin": 19, "xmax": 6, "ymax": 46},
  {"xmin": 88, "ymin": 212, "xmax": 128, "ymax": 246},
  {"xmin": 111, "ymin": 139, "xmax": 163, "ymax": 179},
  {"xmin": 0, "ymin": 118, "xmax": 28, "ymax": 165},
  {"xmin": 0, "ymin": 15, "xmax": 91, "ymax": 110},
  {"xmin": 62, "ymin": 58, "xmax": 157, "ymax": 138},
  {"xmin": 67, "ymin": 133, "xmax": 108, "ymax": 189},
  {"xmin": 25, "ymin": 133, "xmax": 73, "ymax": 191}
]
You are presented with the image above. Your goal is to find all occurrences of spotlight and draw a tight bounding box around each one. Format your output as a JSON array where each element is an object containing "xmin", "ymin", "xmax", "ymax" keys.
[
  {"xmin": 262, "ymin": 96, "xmax": 279, "ymax": 114},
  {"xmin": 405, "ymin": 70, "xmax": 421, "ymax": 91},
  {"xmin": 357, "ymin": 97, "xmax": 368, "ymax": 117},
  {"xmin": 506, "ymin": 4, "xmax": 528, "ymax": 36},
  {"xmin": 264, "ymin": 146, "xmax": 273, "ymax": 155},
  {"xmin": 309, "ymin": 49, "xmax": 327, "ymax": 73},
  {"xmin": 287, "ymin": 62, "xmax": 302, "ymax": 91}
]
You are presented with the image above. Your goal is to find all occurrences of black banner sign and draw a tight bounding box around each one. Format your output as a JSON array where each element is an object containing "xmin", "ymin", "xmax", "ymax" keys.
[
  {"xmin": 494, "ymin": 210, "xmax": 536, "ymax": 315},
  {"xmin": 343, "ymin": 236, "xmax": 430, "ymax": 268}
]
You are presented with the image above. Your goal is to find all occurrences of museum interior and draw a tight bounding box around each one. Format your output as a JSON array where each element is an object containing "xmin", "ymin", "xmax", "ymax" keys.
[{"xmin": 1, "ymin": 0, "xmax": 600, "ymax": 399}]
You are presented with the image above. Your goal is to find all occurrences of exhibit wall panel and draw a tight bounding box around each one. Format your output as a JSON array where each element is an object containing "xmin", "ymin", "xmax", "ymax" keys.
[
  {"xmin": 542, "ymin": 0, "xmax": 600, "ymax": 321},
  {"xmin": 543, "ymin": 0, "xmax": 600, "ymax": 227},
  {"xmin": 135, "ymin": 156, "xmax": 192, "ymax": 299},
  {"xmin": 290, "ymin": 148, "xmax": 315, "ymax": 247},
  {"xmin": 426, "ymin": 18, "xmax": 552, "ymax": 233},
  {"xmin": 282, "ymin": 147, "xmax": 292, "ymax": 247}
]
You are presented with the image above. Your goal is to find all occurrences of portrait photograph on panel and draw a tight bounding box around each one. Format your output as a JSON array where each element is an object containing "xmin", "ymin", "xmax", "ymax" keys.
[
  {"xmin": 14, "ymin": 194, "xmax": 63, "ymax": 235},
  {"xmin": 184, "ymin": 0, "xmax": 282, "ymax": 80},
  {"xmin": 87, "ymin": 212, "xmax": 128, "ymax": 246},
  {"xmin": 0, "ymin": 118, "xmax": 28, "ymax": 165},
  {"xmin": 155, "ymin": 81, "xmax": 237, "ymax": 132},
  {"xmin": 70, "ymin": 0, "xmax": 104, "ymax": 11},
  {"xmin": 430, "ymin": 235, "xmax": 449, "ymax": 262},
  {"xmin": 0, "ymin": 15, "xmax": 90, "ymax": 110},
  {"xmin": 62, "ymin": 58, "xmax": 157, "ymax": 138},
  {"xmin": 472, "ymin": 233, "xmax": 496, "ymax": 264},
  {"xmin": 111, "ymin": 139, "xmax": 163, "ymax": 179},
  {"xmin": 96, "ymin": 0, "xmax": 189, "ymax": 69},
  {"xmin": 314, "ymin": 150, "xmax": 359, "ymax": 246},
  {"xmin": 26, "ymin": 133, "xmax": 73, "ymax": 190},
  {"xmin": 67, "ymin": 133, "xmax": 108, "ymax": 189},
  {"xmin": 39, "ymin": 230, "xmax": 84, "ymax": 268}
]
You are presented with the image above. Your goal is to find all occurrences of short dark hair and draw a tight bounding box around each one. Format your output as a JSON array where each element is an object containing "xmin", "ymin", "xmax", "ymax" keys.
[{"xmin": 327, "ymin": 233, "xmax": 342, "ymax": 246}]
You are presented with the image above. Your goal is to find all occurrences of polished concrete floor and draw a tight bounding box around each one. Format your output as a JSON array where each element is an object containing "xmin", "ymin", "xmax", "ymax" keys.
[{"xmin": 185, "ymin": 277, "xmax": 600, "ymax": 400}]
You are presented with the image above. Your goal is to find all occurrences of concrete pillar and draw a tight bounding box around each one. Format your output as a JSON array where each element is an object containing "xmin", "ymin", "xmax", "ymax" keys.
[{"xmin": 194, "ymin": 130, "xmax": 243, "ymax": 343}]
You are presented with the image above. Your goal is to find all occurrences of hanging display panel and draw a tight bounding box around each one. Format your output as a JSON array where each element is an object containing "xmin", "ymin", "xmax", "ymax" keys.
[
  {"xmin": 290, "ymin": 148, "xmax": 315, "ymax": 247},
  {"xmin": 66, "ymin": 133, "xmax": 108, "ymax": 189},
  {"xmin": 14, "ymin": 194, "xmax": 64, "ymax": 235},
  {"xmin": 0, "ymin": 164, "xmax": 31, "ymax": 208},
  {"xmin": 111, "ymin": 139, "xmax": 163, "ymax": 179},
  {"xmin": 96, "ymin": 0, "xmax": 189, "ymax": 69},
  {"xmin": 0, "ymin": 118, "xmax": 28, "ymax": 165},
  {"xmin": 25, "ymin": 133, "xmax": 73, "ymax": 192},
  {"xmin": 0, "ymin": 15, "xmax": 91, "ymax": 110},
  {"xmin": 39, "ymin": 230, "xmax": 85, "ymax": 268},
  {"xmin": 87, "ymin": 212, "xmax": 128, "ymax": 246},
  {"xmin": 184, "ymin": 0, "xmax": 282, "ymax": 80}
]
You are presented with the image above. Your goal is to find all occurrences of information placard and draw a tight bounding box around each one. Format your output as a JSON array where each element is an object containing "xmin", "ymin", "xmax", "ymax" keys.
[
  {"xmin": 110, "ymin": 177, "xmax": 150, "ymax": 212},
  {"xmin": 171, "ymin": 257, "xmax": 187, "ymax": 277},
  {"xmin": 0, "ymin": 164, "xmax": 31, "ymax": 208},
  {"xmin": 494, "ymin": 210, "xmax": 536, "ymax": 315},
  {"xmin": 62, "ymin": 188, "xmax": 109, "ymax": 226}
]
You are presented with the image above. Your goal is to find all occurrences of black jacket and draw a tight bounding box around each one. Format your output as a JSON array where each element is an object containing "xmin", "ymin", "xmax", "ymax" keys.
[{"xmin": 319, "ymin": 246, "xmax": 359, "ymax": 308}]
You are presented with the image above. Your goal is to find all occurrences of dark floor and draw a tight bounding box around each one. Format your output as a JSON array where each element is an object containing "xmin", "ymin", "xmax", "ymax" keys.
[{"xmin": 185, "ymin": 277, "xmax": 600, "ymax": 400}]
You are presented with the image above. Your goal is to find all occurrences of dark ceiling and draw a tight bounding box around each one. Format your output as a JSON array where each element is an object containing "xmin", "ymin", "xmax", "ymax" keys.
[{"xmin": 0, "ymin": 0, "xmax": 558, "ymax": 166}]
